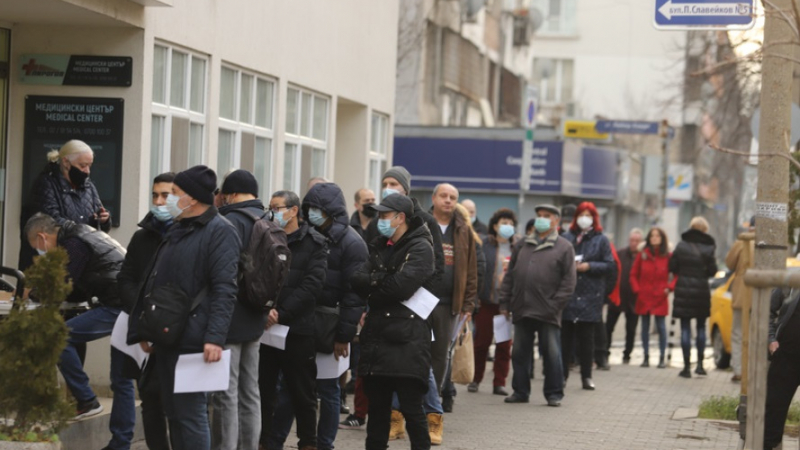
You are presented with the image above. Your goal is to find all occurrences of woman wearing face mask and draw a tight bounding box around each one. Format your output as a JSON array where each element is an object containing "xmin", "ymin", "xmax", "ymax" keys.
[
  {"xmin": 468, "ymin": 207, "xmax": 517, "ymax": 396},
  {"xmin": 561, "ymin": 202, "xmax": 615, "ymax": 391}
]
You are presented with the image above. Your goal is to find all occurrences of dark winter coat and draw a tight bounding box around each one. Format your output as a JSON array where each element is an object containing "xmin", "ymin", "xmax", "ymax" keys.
[
  {"xmin": 770, "ymin": 288, "xmax": 799, "ymax": 345},
  {"xmin": 129, "ymin": 206, "xmax": 242, "ymax": 352},
  {"xmin": 117, "ymin": 213, "xmax": 172, "ymax": 312},
  {"xmin": 613, "ymin": 246, "xmax": 639, "ymax": 315},
  {"xmin": 479, "ymin": 235, "xmax": 518, "ymax": 305},
  {"xmin": 351, "ymin": 216, "xmax": 435, "ymax": 390},
  {"xmin": 669, "ymin": 228, "xmax": 717, "ymax": 319},
  {"xmin": 473, "ymin": 219, "xmax": 489, "ymax": 236},
  {"xmin": 302, "ymin": 183, "xmax": 369, "ymax": 343},
  {"xmin": 219, "ymin": 199, "xmax": 271, "ymax": 344},
  {"xmin": 350, "ymin": 211, "xmax": 368, "ymax": 241},
  {"xmin": 57, "ymin": 221, "xmax": 125, "ymax": 308},
  {"xmin": 35, "ymin": 163, "xmax": 110, "ymax": 232},
  {"xmin": 562, "ymin": 230, "xmax": 616, "ymax": 323},
  {"xmin": 365, "ymin": 197, "xmax": 444, "ymax": 297},
  {"xmin": 475, "ymin": 240, "xmax": 487, "ymax": 304},
  {"xmin": 278, "ymin": 222, "xmax": 328, "ymax": 336},
  {"xmin": 630, "ymin": 247, "xmax": 671, "ymax": 316}
]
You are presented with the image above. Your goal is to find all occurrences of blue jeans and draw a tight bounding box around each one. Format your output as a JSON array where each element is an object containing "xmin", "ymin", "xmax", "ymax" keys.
[
  {"xmin": 640, "ymin": 315, "xmax": 667, "ymax": 359},
  {"xmin": 680, "ymin": 318, "xmax": 706, "ymax": 366},
  {"xmin": 58, "ymin": 307, "xmax": 135, "ymax": 450},
  {"xmin": 157, "ymin": 349, "xmax": 210, "ymax": 450},
  {"xmin": 511, "ymin": 318, "xmax": 563, "ymax": 401},
  {"xmin": 270, "ymin": 376, "xmax": 340, "ymax": 450},
  {"xmin": 392, "ymin": 369, "xmax": 443, "ymax": 415}
]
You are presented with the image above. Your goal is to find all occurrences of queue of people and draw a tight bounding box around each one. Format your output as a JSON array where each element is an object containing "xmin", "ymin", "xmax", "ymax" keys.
[{"xmin": 21, "ymin": 139, "xmax": 736, "ymax": 450}]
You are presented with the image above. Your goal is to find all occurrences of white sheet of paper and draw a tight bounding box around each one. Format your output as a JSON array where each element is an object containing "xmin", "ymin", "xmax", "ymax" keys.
[
  {"xmin": 174, "ymin": 350, "xmax": 231, "ymax": 393},
  {"xmin": 493, "ymin": 315, "xmax": 513, "ymax": 343},
  {"xmin": 316, "ymin": 345, "xmax": 350, "ymax": 380},
  {"xmin": 575, "ymin": 254, "xmax": 584, "ymax": 263},
  {"xmin": 402, "ymin": 288, "xmax": 439, "ymax": 320},
  {"xmin": 260, "ymin": 324, "xmax": 290, "ymax": 350},
  {"xmin": 110, "ymin": 312, "xmax": 148, "ymax": 368}
]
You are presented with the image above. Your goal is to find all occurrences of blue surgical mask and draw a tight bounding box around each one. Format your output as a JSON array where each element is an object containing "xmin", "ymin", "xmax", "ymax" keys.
[
  {"xmin": 150, "ymin": 204, "xmax": 173, "ymax": 222},
  {"xmin": 498, "ymin": 224, "xmax": 515, "ymax": 239},
  {"xmin": 307, "ymin": 207, "xmax": 326, "ymax": 227},
  {"xmin": 377, "ymin": 216, "xmax": 398, "ymax": 238},
  {"xmin": 166, "ymin": 194, "xmax": 188, "ymax": 219},
  {"xmin": 534, "ymin": 217, "xmax": 552, "ymax": 233},
  {"xmin": 274, "ymin": 211, "xmax": 289, "ymax": 228},
  {"xmin": 382, "ymin": 188, "xmax": 400, "ymax": 200}
]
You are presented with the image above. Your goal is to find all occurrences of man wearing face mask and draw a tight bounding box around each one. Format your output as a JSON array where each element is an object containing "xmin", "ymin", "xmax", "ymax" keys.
[
  {"xmin": 117, "ymin": 172, "xmax": 175, "ymax": 450},
  {"xmin": 499, "ymin": 204, "xmax": 576, "ymax": 407},
  {"xmin": 267, "ymin": 183, "xmax": 368, "ymax": 450},
  {"xmin": 24, "ymin": 212, "xmax": 134, "ymax": 449},
  {"xmin": 260, "ymin": 190, "xmax": 327, "ymax": 450},
  {"xmin": 460, "ymin": 199, "xmax": 488, "ymax": 236},
  {"xmin": 350, "ymin": 188, "xmax": 376, "ymax": 240},
  {"xmin": 130, "ymin": 165, "xmax": 242, "ymax": 450}
]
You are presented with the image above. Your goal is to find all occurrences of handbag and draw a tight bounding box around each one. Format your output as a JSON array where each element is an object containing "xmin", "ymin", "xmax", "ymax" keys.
[
  {"xmin": 450, "ymin": 323, "xmax": 475, "ymax": 385},
  {"xmin": 137, "ymin": 284, "xmax": 208, "ymax": 347},
  {"xmin": 314, "ymin": 305, "xmax": 340, "ymax": 354}
]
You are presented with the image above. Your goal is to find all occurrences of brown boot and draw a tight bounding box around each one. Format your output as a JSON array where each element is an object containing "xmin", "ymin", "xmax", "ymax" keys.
[
  {"xmin": 389, "ymin": 410, "xmax": 405, "ymax": 440},
  {"xmin": 427, "ymin": 413, "xmax": 443, "ymax": 445}
]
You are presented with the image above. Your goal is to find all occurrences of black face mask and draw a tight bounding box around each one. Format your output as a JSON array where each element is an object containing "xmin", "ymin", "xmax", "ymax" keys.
[
  {"xmin": 361, "ymin": 204, "xmax": 377, "ymax": 218},
  {"xmin": 68, "ymin": 165, "xmax": 89, "ymax": 186}
]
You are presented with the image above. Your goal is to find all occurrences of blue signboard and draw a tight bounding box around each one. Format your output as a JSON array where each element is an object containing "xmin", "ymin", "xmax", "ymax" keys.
[
  {"xmin": 581, "ymin": 147, "xmax": 618, "ymax": 198},
  {"xmin": 392, "ymin": 137, "xmax": 563, "ymax": 193},
  {"xmin": 595, "ymin": 120, "xmax": 660, "ymax": 135},
  {"xmin": 654, "ymin": 0, "xmax": 755, "ymax": 30}
]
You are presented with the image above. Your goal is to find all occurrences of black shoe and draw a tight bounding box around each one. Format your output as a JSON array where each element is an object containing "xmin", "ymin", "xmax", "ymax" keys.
[
  {"xmin": 547, "ymin": 398, "xmax": 561, "ymax": 407},
  {"xmin": 467, "ymin": 382, "xmax": 479, "ymax": 393},
  {"xmin": 597, "ymin": 361, "xmax": 611, "ymax": 371},
  {"xmin": 74, "ymin": 398, "xmax": 103, "ymax": 420},
  {"xmin": 679, "ymin": 368, "xmax": 692, "ymax": 378},
  {"xmin": 493, "ymin": 386, "xmax": 509, "ymax": 396},
  {"xmin": 695, "ymin": 366, "xmax": 707, "ymax": 376},
  {"xmin": 340, "ymin": 403, "xmax": 350, "ymax": 415},
  {"xmin": 640, "ymin": 359, "xmax": 650, "ymax": 368},
  {"xmin": 581, "ymin": 378, "xmax": 595, "ymax": 390},
  {"xmin": 442, "ymin": 396, "xmax": 454, "ymax": 413},
  {"xmin": 339, "ymin": 414, "xmax": 366, "ymax": 430},
  {"xmin": 657, "ymin": 361, "xmax": 667, "ymax": 369},
  {"xmin": 504, "ymin": 394, "xmax": 529, "ymax": 404},
  {"xmin": 622, "ymin": 356, "xmax": 631, "ymax": 364}
]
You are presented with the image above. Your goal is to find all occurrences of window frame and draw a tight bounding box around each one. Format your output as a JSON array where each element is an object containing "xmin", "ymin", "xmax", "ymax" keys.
[
  {"xmin": 368, "ymin": 112, "xmax": 390, "ymax": 196},
  {"xmin": 532, "ymin": 57, "xmax": 574, "ymax": 105},
  {"xmin": 283, "ymin": 85, "xmax": 330, "ymax": 193}
]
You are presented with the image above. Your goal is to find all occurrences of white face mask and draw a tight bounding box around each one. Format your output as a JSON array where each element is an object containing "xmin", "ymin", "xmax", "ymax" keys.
[
  {"xmin": 35, "ymin": 234, "xmax": 48, "ymax": 256},
  {"xmin": 577, "ymin": 216, "xmax": 594, "ymax": 231},
  {"xmin": 166, "ymin": 194, "xmax": 188, "ymax": 219}
]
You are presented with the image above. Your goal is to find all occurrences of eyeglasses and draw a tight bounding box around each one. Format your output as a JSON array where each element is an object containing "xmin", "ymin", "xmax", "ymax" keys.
[{"xmin": 269, "ymin": 206, "xmax": 289, "ymax": 213}]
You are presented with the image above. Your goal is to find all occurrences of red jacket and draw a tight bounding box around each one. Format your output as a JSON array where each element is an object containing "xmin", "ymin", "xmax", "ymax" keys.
[
  {"xmin": 630, "ymin": 247, "xmax": 671, "ymax": 316},
  {"xmin": 607, "ymin": 243, "xmax": 622, "ymax": 306}
]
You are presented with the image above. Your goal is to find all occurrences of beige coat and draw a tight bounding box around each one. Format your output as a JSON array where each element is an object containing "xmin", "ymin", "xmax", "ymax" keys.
[{"xmin": 725, "ymin": 232, "xmax": 755, "ymax": 311}]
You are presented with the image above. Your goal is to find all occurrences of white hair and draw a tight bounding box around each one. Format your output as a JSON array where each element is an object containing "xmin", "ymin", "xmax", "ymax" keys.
[
  {"xmin": 47, "ymin": 139, "xmax": 93, "ymax": 163},
  {"xmin": 629, "ymin": 227, "xmax": 645, "ymax": 238}
]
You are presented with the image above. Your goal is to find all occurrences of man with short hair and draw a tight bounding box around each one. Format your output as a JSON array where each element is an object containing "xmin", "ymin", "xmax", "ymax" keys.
[
  {"xmin": 117, "ymin": 172, "xmax": 175, "ymax": 450},
  {"xmin": 460, "ymin": 199, "xmax": 488, "ymax": 235},
  {"xmin": 430, "ymin": 183, "xmax": 477, "ymax": 413},
  {"xmin": 260, "ymin": 190, "xmax": 327, "ymax": 450},
  {"xmin": 26, "ymin": 212, "xmax": 134, "ymax": 450},
  {"xmin": 214, "ymin": 169, "xmax": 271, "ymax": 450},
  {"xmin": 131, "ymin": 165, "xmax": 242, "ymax": 450},
  {"xmin": 606, "ymin": 228, "xmax": 644, "ymax": 364},
  {"xmin": 350, "ymin": 188, "xmax": 376, "ymax": 240},
  {"xmin": 500, "ymin": 204, "xmax": 576, "ymax": 407}
]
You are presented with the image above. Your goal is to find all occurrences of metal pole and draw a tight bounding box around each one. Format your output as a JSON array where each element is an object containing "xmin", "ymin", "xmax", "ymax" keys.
[{"xmin": 744, "ymin": 1, "xmax": 794, "ymax": 448}]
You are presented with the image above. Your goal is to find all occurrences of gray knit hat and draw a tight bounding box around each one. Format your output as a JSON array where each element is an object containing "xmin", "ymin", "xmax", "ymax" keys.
[{"xmin": 382, "ymin": 166, "xmax": 411, "ymax": 195}]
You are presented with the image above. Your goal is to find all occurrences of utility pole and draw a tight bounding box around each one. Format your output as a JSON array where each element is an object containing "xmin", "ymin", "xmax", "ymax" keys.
[{"xmin": 744, "ymin": 1, "xmax": 794, "ymax": 448}]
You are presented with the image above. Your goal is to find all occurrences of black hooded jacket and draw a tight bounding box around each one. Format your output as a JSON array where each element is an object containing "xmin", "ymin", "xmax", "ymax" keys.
[
  {"xmin": 669, "ymin": 228, "xmax": 718, "ymax": 319},
  {"xmin": 117, "ymin": 212, "xmax": 172, "ymax": 312},
  {"xmin": 278, "ymin": 222, "xmax": 328, "ymax": 336},
  {"xmin": 302, "ymin": 183, "xmax": 369, "ymax": 343}
]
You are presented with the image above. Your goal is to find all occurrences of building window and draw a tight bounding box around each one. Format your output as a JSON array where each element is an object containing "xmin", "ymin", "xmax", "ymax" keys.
[
  {"xmin": 530, "ymin": 0, "xmax": 577, "ymax": 35},
  {"xmin": 218, "ymin": 65, "xmax": 276, "ymax": 198},
  {"xmin": 283, "ymin": 86, "xmax": 330, "ymax": 194},
  {"xmin": 369, "ymin": 113, "xmax": 389, "ymax": 195},
  {"xmin": 150, "ymin": 44, "xmax": 207, "ymax": 180},
  {"xmin": 532, "ymin": 58, "xmax": 574, "ymax": 105}
]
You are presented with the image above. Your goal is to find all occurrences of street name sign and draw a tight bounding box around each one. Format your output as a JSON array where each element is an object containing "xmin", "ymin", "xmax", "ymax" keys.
[
  {"xmin": 595, "ymin": 120, "xmax": 661, "ymax": 135},
  {"xmin": 563, "ymin": 120, "xmax": 610, "ymax": 140},
  {"xmin": 654, "ymin": 0, "xmax": 755, "ymax": 30}
]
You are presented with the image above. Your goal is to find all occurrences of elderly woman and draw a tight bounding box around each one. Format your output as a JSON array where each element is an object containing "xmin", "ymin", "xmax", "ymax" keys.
[{"xmin": 670, "ymin": 216, "xmax": 717, "ymax": 378}]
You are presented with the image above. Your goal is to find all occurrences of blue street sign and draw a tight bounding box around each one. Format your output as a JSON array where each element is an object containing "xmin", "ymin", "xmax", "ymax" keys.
[
  {"xmin": 595, "ymin": 120, "xmax": 661, "ymax": 135},
  {"xmin": 654, "ymin": 0, "xmax": 755, "ymax": 30}
]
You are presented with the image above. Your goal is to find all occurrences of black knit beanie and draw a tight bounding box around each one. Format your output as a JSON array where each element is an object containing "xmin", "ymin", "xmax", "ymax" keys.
[
  {"xmin": 174, "ymin": 165, "xmax": 217, "ymax": 205},
  {"xmin": 221, "ymin": 169, "xmax": 259, "ymax": 197}
]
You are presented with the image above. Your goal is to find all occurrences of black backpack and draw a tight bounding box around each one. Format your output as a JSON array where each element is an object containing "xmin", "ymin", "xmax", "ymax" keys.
[{"xmin": 230, "ymin": 209, "xmax": 291, "ymax": 311}]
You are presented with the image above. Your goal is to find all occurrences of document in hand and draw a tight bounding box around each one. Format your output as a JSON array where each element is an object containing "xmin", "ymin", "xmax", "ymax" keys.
[
  {"xmin": 110, "ymin": 312, "xmax": 148, "ymax": 368},
  {"xmin": 260, "ymin": 324, "xmax": 290, "ymax": 350},
  {"xmin": 174, "ymin": 350, "xmax": 231, "ymax": 393},
  {"xmin": 493, "ymin": 315, "xmax": 513, "ymax": 343},
  {"xmin": 401, "ymin": 288, "xmax": 439, "ymax": 320},
  {"xmin": 316, "ymin": 345, "xmax": 350, "ymax": 380}
]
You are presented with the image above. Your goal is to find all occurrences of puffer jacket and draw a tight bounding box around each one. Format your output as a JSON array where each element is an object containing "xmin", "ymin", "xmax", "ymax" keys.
[
  {"xmin": 630, "ymin": 247, "xmax": 671, "ymax": 316},
  {"xmin": 129, "ymin": 206, "xmax": 242, "ymax": 352},
  {"xmin": 34, "ymin": 163, "xmax": 110, "ymax": 232},
  {"xmin": 277, "ymin": 222, "xmax": 328, "ymax": 336},
  {"xmin": 562, "ymin": 230, "xmax": 615, "ymax": 323},
  {"xmin": 117, "ymin": 213, "xmax": 171, "ymax": 312},
  {"xmin": 58, "ymin": 221, "xmax": 126, "ymax": 308},
  {"xmin": 220, "ymin": 199, "xmax": 271, "ymax": 344},
  {"xmin": 670, "ymin": 228, "xmax": 717, "ymax": 319},
  {"xmin": 302, "ymin": 183, "xmax": 369, "ymax": 343},
  {"xmin": 351, "ymin": 216, "xmax": 435, "ymax": 390}
]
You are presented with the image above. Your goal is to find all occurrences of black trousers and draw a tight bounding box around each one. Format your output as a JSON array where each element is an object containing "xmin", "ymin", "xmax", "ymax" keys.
[
  {"xmin": 593, "ymin": 321, "xmax": 608, "ymax": 364},
  {"xmin": 364, "ymin": 376, "xmax": 430, "ymax": 450},
  {"xmin": 562, "ymin": 321, "xmax": 594, "ymax": 380},
  {"xmin": 139, "ymin": 357, "xmax": 170, "ymax": 450},
  {"xmin": 764, "ymin": 348, "xmax": 800, "ymax": 449},
  {"xmin": 259, "ymin": 334, "xmax": 317, "ymax": 449},
  {"xmin": 606, "ymin": 308, "xmax": 638, "ymax": 359}
]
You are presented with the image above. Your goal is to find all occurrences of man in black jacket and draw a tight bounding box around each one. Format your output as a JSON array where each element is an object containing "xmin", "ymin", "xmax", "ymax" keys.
[
  {"xmin": 131, "ymin": 165, "xmax": 242, "ymax": 450},
  {"xmin": 215, "ymin": 170, "xmax": 272, "ymax": 450},
  {"xmin": 764, "ymin": 288, "xmax": 800, "ymax": 449},
  {"xmin": 25, "ymin": 212, "xmax": 134, "ymax": 450},
  {"xmin": 260, "ymin": 190, "xmax": 327, "ymax": 450},
  {"xmin": 117, "ymin": 172, "xmax": 175, "ymax": 450},
  {"xmin": 350, "ymin": 188, "xmax": 376, "ymax": 240},
  {"xmin": 606, "ymin": 228, "xmax": 643, "ymax": 364}
]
